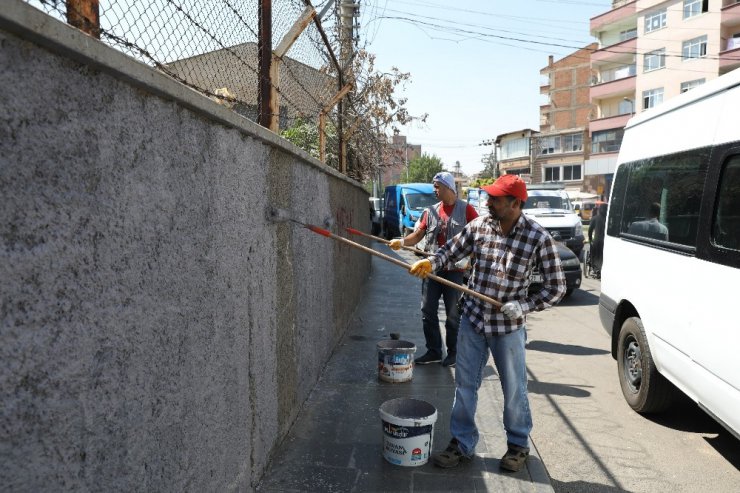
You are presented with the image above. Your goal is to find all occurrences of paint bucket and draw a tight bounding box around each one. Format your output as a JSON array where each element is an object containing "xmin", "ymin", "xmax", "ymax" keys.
[
  {"xmin": 379, "ymin": 398, "xmax": 437, "ymax": 467},
  {"xmin": 377, "ymin": 340, "xmax": 416, "ymax": 383}
]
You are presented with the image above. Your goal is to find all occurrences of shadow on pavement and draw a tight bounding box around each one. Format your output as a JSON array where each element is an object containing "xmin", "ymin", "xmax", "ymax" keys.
[
  {"xmin": 645, "ymin": 394, "xmax": 740, "ymax": 468},
  {"xmin": 526, "ymin": 340, "xmax": 609, "ymax": 356},
  {"xmin": 527, "ymin": 380, "xmax": 592, "ymax": 398},
  {"xmin": 558, "ymin": 289, "xmax": 599, "ymax": 307},
  {"xmin": 551, "ymin": 479, "xmax": 626, "ymax": 493}
]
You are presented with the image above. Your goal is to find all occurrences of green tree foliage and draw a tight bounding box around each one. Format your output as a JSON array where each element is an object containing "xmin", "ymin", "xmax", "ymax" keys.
[
  {"xmin": 400, "ymin": 153, "xmax": 444, "ymax": 183},
  {"xmin": 280, "ymin": 119, "xmax": 338, "ymax": 168},
  {"xmin": 479, "ymin": 150, "xmax": 498, "ymax": 179}
]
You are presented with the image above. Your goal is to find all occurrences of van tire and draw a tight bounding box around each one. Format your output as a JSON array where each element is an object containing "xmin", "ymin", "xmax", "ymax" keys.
[{"xmin": 617, "ymin": 317, "xmax": 674, "ymax": 413}]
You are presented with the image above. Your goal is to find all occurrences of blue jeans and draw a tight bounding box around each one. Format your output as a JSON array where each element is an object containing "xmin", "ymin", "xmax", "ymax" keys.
[
  {"xmin": 421, "ymin": 270, "xmax": 463, "ymax": 356},
  {"xmin": 450, "ymin": 316, "xmax": 531, "ymax": 454}
]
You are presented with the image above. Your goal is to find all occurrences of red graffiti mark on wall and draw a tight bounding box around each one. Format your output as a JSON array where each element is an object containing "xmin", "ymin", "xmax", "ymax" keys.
[{"xmin": 334, "ymin": 207, "xmax": 354, "ymax": 232}]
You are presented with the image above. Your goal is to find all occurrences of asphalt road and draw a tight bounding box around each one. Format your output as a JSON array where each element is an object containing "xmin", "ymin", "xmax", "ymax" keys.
[{"xmin": 526, "ymin": 275, "xmax": 740, "ymax": 493}]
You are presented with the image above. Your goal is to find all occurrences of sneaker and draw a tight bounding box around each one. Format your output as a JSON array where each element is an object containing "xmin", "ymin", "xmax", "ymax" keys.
[
  {"xmin": 414, "ymin": 351, "xmax": 442, "ymax": 365},
  {"xmin": 432, "ymin": 439, "xmax": 471, "ymax": 468},
  {"xmin": 499, "ymin": 444, "xmax": 529, "ymax": 472},
  {"xmin": 441, "ymin": 353, "xmax": 456, "ymax": 367}
]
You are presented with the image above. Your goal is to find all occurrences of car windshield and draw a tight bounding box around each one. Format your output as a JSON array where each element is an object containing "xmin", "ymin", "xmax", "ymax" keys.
[
  {"xmin": 405, "ymin": 192, "xmax": 437, "ymax": 210},
  {"xmin": 524, "ymin": 196, "xmax": 570, "ymax": 210}
]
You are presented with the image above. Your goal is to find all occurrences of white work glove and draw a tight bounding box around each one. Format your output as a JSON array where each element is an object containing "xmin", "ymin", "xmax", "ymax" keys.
[{"xmin": 501, "ymin": 301, "xmax": 523, "ymax": 320}]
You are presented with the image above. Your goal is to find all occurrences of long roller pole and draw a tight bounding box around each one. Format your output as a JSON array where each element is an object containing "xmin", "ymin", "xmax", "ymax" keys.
[{"xmin": 304, "ymin": 224, "xmax": 501, "ymax": 308}]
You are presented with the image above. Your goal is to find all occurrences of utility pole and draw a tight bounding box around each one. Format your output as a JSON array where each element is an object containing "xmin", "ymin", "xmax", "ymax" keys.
[{"xmin": 257, "ymin": 0, "xmax": 272, "ymax": 128}]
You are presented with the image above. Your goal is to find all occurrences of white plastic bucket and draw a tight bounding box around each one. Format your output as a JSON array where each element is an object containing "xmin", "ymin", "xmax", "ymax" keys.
[
  {"xmin": 377, "ymin": 340, "xmax": 416, "ymax": 383},
  {"xmin": 379, "ymin": 398, "xmax": 437, "ymax": 467}
]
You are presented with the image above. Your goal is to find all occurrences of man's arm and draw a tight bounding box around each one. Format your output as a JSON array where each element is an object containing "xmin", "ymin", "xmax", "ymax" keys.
[
  {"xmin": 521, "ymin": 236, "xmax": 566, "ymax": 314},
  {"xmin": 429, "ymin": 224, "xmax": 474, "ymax": 271}
]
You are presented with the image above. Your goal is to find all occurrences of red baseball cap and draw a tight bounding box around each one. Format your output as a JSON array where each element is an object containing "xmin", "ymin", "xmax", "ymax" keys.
[{"xmin": 482, "ymin": 174, "xmax": 528, "ymax": 202}]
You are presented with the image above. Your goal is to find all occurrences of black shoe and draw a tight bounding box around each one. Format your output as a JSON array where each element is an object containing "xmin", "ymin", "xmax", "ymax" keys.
[
  {"xmin": 432, "ymin": 438, "xmax": 471, "ymax": 468},
  {"xmin": 415, "ymin": 351, "xmax": 442, "ymax": 365},
  {"xmin": 442, "ymin": 353, "xmax": 456, "ymax": 367},
  {"xmin": 500, "ymin": 444, "xmax": 529, "ymax": 472}
]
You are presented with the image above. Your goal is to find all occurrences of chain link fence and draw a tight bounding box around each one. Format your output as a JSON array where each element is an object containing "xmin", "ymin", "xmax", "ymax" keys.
[{"xmin": 27, "ymin": 0, "xmax": 350, "ymax": 173}]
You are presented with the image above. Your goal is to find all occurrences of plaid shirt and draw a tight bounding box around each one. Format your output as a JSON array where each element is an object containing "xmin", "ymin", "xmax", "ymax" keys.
[{"xmin": 429, "ymin": 213, "xmax": 566, "ymax": 335}]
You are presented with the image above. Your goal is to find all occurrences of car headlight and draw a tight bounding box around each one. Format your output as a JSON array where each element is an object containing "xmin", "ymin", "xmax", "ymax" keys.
[
  {"xmin": 574, "ymin": 221, "xmax": 583, "ymax": 236},
  {"xmin": 561, "ymin": 257, "xmax": 581, "ymax": 268}
]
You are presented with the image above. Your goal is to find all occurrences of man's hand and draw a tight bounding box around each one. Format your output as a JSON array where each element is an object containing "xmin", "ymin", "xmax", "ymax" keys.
[
  {"xmin": 389, "ymin": 239, "xmax": 403, "ymax": 250},
  {"xmin": 501, "ymin": 301, "xmax": 523, "ymax": 320},
  {"xmin": 409, "ymin": 259, "xmax": 432, "ymax": 278}
]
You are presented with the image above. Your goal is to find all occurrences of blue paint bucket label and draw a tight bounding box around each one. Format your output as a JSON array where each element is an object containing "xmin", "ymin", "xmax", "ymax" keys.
[
  {"xmin": 377, "ymin": 340, "xmax": 416, "ymax": 383},
  {"xmin": 379, "ymin": 398, "xmax": 437, "ymax": 467}
]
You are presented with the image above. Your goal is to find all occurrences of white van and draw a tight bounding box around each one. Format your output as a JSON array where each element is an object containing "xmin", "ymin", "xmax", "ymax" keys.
[{"xmin": 599, "ymin": 68, "xmax": 740, "ymax": 439}]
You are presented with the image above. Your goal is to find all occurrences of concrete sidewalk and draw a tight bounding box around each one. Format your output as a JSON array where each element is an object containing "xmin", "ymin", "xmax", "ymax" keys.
[{"xmin": 257, "ymin": 242, "xmax": 554, "ymax": 492}]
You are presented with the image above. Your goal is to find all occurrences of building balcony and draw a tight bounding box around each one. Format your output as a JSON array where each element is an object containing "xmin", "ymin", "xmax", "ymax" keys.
[
  {"xmin": 589, "ymin": 113, "xmax": 631, "ymax": 134},
  {"xmin": 722, "ymin": 1, "xmax": 740, "ymax": 28},
  {"xmin": 719, "ymin": 45, "xmax": 740, "ymax": 73},
  {"xmin": 540, "ymin": 84, "xmax": 550, "ymax": 95},
  {"xmin": 591, "ymin": 37, "xmax": 636, "ymax": 65},
  {"xmin": 590, "ymin": 1, "xmax": 637, "ymax": 34},
  {"xmin": 590, "ymin": 74, "xmax": 636, "ymax": 100}
]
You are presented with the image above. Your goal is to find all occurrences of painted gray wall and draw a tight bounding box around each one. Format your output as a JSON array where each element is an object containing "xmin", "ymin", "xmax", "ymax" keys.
[{"xmin": 0, "ymin": 2, "xmax": 371, "ymax": 491}]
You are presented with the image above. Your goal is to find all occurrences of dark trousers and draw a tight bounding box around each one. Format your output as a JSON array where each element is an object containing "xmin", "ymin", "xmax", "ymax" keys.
[
  {"xmin": 421, "ymin": 270, "xmax": 463, "ymax": 356},
  {"xmin": 591, "ymin": 240, "xmax": 604, "ymax": 273}
]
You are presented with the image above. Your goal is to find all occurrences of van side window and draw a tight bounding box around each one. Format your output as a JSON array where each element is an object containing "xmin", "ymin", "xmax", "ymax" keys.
[
  {"xmin": 712, "ymin": 155, "xmax": 740, "ymax": 251},
  {"xmin": 618, "ymin": 148, "xmax": 709, "ymax": 247}
]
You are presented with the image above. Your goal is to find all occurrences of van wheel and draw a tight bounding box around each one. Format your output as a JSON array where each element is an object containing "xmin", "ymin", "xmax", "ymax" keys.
[{"xmin": 617, "ymin": 317, "xmax": 674, "ymax": 413}]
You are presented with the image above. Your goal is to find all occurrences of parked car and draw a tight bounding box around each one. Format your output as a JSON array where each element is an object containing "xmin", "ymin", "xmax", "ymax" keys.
[
  {"xmin": 369, "ymin": 197, "xmax": 383, "ymax": 236},
  {"xmin": 382, "ymin": 183, "xmax": 436, "ymax": 239},
  {"xmin": 522, "ymin": 185, "xmax": 585, "ymax": 260}
]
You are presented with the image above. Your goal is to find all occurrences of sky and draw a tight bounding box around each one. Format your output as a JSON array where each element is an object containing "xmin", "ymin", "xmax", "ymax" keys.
[{"xmin": 359, "ymin": 0, "xmax": 613, "ymax": 176}]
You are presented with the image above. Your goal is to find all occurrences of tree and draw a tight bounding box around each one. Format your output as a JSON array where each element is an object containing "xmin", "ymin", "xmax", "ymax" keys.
[
  {"xmin": 342, "ymin": 50, "xmax": 427, "ymax": 181},
  {"xmin": 401, "ymin": 153, "xmax": 444, "ymax": 183},
  {"xmin": 479, "ymin": 150, "xmax": 498, "ymax": 179},
  {"xmin": 280, "ymin": 118, "xmax": 338, "ymax": 168}
]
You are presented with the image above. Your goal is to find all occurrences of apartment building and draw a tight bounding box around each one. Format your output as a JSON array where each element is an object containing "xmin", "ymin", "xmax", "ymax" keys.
[
  {"xmin": 587, "ymin": 0, "xmax": 740, "ymax": 199},
  {"xmin": 380, "ymin": 134, "xmax": 422, "ymax": 185},
  {"xmin": 535, "ymin": 44, "xmax": 598, "ymax": 193},
  {"xmin": 494, "ymin": 129, "xmax": 539, "ymax": 183}
]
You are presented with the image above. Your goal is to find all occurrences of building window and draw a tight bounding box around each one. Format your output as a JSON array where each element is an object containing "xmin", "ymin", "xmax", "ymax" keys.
[
  {"xmin": 680, "ymin": 78, "xmax": 706, "ymax": 93},
  {"xmin": 619, "ymin": 28, "xmax": 637, "ymax": 41},
  {"xmin": 545, "ymin": 167, "xmax": 560, "ymax": 182},
  {"xmin": 539, "ymin": 136, "xmax": 561, "ymax": 155},
  {"xmin": 644, "ymin": 48, "xmax": 666, "ymax": 72},
  {"xmin": 643, "ymin": 88, "xmax": 664, "ymax": 109},
  {"xmin": 563, "ymin": 164, "xmax": 582, "ymax": 181},
  {"xmin": 682, "ymin": 35, "xmax": 708, "ymax": 60},
  {"xmin": 591, "ymin": 129, "xmax": 624, "ymax": 154},
  {"xmin": 500, "ymin": 137, "xmax": 530, "ymax": 160},
  {"xmin": 544, "ymin": 164, "xmax": 582, "ymax": 182},
  {"xmin": 563, "ymin": 133, "xmax": 583, "ymax": 152},
  {"xmin": 645, "ymin": 9, "xmax": 667, "ymax": 33},
  {"xmin": 683, "ymin": 0, "xmax": 708, "ymax": 19}
]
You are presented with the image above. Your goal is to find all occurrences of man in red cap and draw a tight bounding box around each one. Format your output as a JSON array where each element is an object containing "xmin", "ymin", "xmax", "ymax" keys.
[{"xmin": 408, "ymin": 173, "xmax": 565, "ymax": 472}]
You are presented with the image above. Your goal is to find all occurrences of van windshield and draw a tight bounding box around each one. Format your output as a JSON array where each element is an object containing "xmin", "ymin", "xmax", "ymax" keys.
[
  {"xmin": 524, "ymin": 196, "xmax": 570, "ymax": 210},
  {"xmin": 405, "ymin": 192, "xmax": 437, "ymax": 211}
]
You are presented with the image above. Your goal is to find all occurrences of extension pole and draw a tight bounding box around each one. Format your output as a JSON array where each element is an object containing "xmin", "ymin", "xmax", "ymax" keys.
[
  {"xmin": 305, "ymin": 224, "xmax": 501, "ymax": 308},
  {"xmin": 345, "ymin": 227, "xmax": 430, "ymax": 256}
]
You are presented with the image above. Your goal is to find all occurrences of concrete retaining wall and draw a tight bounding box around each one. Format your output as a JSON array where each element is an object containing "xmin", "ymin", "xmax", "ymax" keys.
[{"xmin": 0, "ymin": 2, "xmax": 371, "ymax": 490}]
